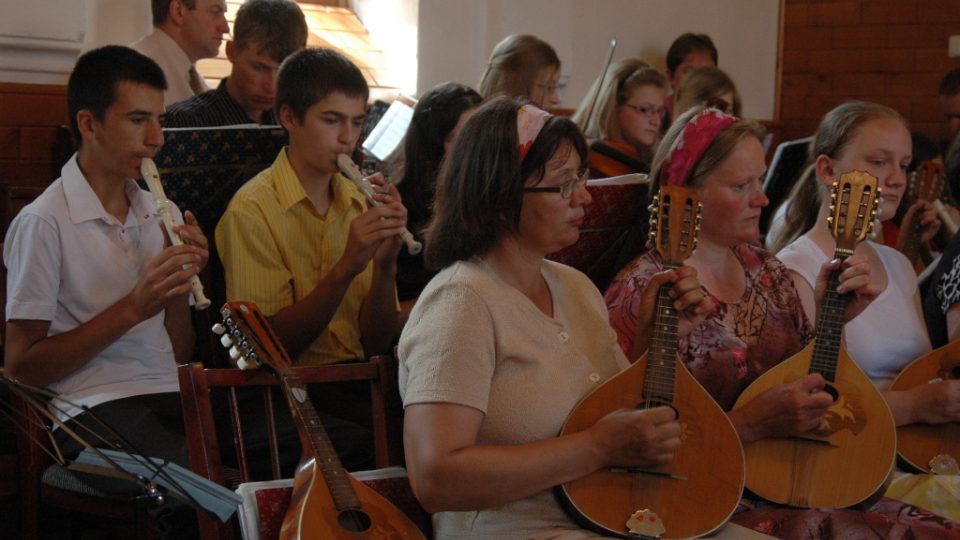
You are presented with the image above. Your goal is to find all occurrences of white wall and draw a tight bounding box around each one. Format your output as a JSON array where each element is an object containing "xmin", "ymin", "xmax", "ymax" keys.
[
  {"xmin": 0, "ymin": 0, "xmax": 780, "ymax": 119},
  {"xmin": 417, "ymin": 0, "xmax": 780, "ymax": 120},
  {"xmin": 0, "ymin": 0, "xmax": 151, "ymax": 85},
  {"xmin": 351, "ymin": 0, "xmax": 419, "ymax": 95}
]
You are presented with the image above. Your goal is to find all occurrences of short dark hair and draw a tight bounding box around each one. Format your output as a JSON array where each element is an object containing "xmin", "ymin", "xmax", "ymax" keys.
[
  {"xmin": 276, "ymin": 48, "xmax": 368, "ymax": 122},
  {"xmin": 425, "ymin": 96, "xmax": 587, "ymax": 269},
  {"xmin": 666, "ymin": 33, "xmax": 718, "ymax": 75},
  {"xmin": 152, "ymin": 0, "xmax": 196, "ymax": 26},
  {"xmin": 234, "ymin": 0, "xmax": 308, "ymax": 63},
  {"xmin": 940, "ymin": 69, "xmax": 960, "ymax": 98},
  {"xmin": 67, "ymin": 45, "xmax": 167, "ymax": 142},
  {"xmin": 399, "ymin": 83, "xmax": 483, "ymax": 234}
]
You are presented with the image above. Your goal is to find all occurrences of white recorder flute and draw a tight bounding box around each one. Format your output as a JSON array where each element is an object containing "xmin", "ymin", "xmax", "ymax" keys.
[
  {"xmin": 140, "ymin": 158, "xmax": 212, "ymax": 310},
  {"xmin": 337, "ymin": 153, "xmax": 423, "ymax": 255}
]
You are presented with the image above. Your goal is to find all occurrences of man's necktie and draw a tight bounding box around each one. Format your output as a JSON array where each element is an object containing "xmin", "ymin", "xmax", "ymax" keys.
[{"xmin": 188, "ymin": 65, "xmax": 205, "ymax": 95}]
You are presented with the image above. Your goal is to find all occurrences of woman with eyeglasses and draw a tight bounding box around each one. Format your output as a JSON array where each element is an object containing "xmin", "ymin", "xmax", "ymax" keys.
[
  {"xmin": 572, "ymin": 58, "xmax": 667, "ymax": 178},
  {"xmin": 398, "ymin": 97, "xmax": 712, "ymax": 539},
  {"xmin": 478, "ymin": 34, "xmax": 562, "ymax": 110},
  {"xmin": 673, "ymin": 66, "xmax": 742, "ymax": 121}
]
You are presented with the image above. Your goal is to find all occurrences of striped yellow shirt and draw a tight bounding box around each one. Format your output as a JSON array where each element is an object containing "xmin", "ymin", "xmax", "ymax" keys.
[{"xmin": 215, "ymin": 148, "xmax": 376, "ymax": 365}]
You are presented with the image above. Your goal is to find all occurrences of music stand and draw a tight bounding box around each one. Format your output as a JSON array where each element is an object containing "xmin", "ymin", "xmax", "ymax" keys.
[
  {"xmin": 761, "ymin": 136, "xmax": 813, "ymax": 235},
  {"xmin": 1, "ymin": 373, "xmax": 241, "ymax": 522}
]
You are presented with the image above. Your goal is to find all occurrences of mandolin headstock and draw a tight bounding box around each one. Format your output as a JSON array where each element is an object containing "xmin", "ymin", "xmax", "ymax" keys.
[
  {"xmin": 647, "ymin": 186, "xmax": 702, "ymax": 266},
  {"xmin": 827, "ymin": 171, "xmax": 880, "ymax": 254},
  {"xmin": 911, "ymin": 160, "xmax": 944, "ymax": 203},
  {"xmin": 212, "ymin": 301, "xmax": 294, "ymax": 374}
]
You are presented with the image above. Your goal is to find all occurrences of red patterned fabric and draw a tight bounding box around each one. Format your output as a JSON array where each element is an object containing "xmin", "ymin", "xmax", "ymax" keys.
[
  {"xmin": 606, "ymin": 243, "xmax": 812, "ymax": 410},
  {"xmin": 549, "ymin": 181, "xmax": 649, "ymax": 287},
  {"xmin": 661, "ymin": 108, "xmax": 736, "ymax": 187},
  {"xmin": 517, "ymin": 104, "xmax": 552, "ymax": 163},
  {"xmin": 731, "ymin": 496, "xmax": 960, "ymax": 539},
  {"xmin": 253, "ymin": 487, "xmax": 291, "ymax": 540}
]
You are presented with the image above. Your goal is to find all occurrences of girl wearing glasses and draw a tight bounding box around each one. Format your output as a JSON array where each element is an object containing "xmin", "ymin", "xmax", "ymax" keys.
[
  {"xmin": 398, "ymin": 97, "xmax": 711, "ymax": 539},
  {"xmin": 479, "ymin": 34, "xmax": 562, "ymax": 110},
  {"xmin": 573, "ymin": 58, "xmax": 667, "ymax": 178}
]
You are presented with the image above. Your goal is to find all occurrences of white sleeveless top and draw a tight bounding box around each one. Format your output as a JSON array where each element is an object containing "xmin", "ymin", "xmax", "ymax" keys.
[{"xmin": 778, "ymin": 236, "xmax": 931, "ymax": 389}]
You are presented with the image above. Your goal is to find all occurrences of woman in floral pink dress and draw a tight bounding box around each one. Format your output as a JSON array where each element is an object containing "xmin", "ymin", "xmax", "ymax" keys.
[{"xmin": 605, "ymin": 105, "xmax": 960, "ymax": 539}]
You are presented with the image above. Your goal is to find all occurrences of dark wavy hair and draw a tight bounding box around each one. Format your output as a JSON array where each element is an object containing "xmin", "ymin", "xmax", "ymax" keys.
[
  {"xmin": 424, "ymin": 96, "xmax": 587, "ymax": 270},
  {"xmin": 398, "ymin": 83, "xmax": 483, "ymax": 237}
]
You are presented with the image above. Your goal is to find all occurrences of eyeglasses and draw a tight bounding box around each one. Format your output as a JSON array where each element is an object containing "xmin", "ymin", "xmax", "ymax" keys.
[
  {"xmin": 620, "ymin": 102, "xmax": 667, "ymax": 118},
  {"xmin": 523, "ymin": 171, "xmax": 588, "ymax": 199},
  {"xmin": 535, "ymin": 82, "xmax": 561, "ymax": 95}
]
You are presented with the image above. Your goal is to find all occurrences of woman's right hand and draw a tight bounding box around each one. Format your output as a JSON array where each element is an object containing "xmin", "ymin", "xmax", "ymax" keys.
[
  {"xmin": 813, "ymin": 255, "xmax": 879, "ymax": 323},
  {"xmin": 631, "ymin": 266, "xmax": 714, "ymax": 357},
  {"xmin": 730, "ymin": 373, "xmax": 834, "ymax": 443},
  {"xmin": 589, "ymin": 405, "xmax": 682, "ymax": 469}
]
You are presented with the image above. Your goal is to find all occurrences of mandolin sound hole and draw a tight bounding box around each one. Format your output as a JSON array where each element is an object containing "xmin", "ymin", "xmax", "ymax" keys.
[
  {"xmin": 822, "ymin": 383, "xmax": 839, "ymax": 402},
  {"xmin": 338, "ymin": 509, "xmax": 372, "ymax": 532},
  {"xmin": 950, "ymin": 365, "xmax": 960, "ymax": 380}
]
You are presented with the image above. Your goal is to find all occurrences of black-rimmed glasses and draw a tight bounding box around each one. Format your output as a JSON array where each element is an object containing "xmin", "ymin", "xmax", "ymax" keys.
[{"xmin": 522, "ymin": 171, "xmax": 588, "ymax": 199}]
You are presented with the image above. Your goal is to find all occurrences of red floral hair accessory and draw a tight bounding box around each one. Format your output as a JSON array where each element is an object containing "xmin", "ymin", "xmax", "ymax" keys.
[
  {"xmin": 517, "ymin": 104, "xmax": 553, "ymax": 163},
  {"xmin": 661, "ymin": 108, "xmax": 737, "ymax": 187}
]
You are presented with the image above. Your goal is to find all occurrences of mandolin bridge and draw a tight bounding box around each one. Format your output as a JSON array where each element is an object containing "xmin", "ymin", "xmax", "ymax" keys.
[
  {"xmin": 610, "ymin": 467, "xmax": 687, "ymax": 480},
  {"xmin": 788, "ymin": 435, "xmax": 839, "ymax": 448}
]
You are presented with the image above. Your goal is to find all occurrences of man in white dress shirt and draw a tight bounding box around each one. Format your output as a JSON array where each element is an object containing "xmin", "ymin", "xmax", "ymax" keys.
[{"xmin": 131, "ymin": 0, "xmax": 229, "ymax": 107}]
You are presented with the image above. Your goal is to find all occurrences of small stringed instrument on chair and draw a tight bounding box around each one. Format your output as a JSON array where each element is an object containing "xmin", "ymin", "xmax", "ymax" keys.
[
  {"xmin": 897, "ymin": 160, "xmax": 944, "ymax": 274},
  {"xmin": 558, "ymin": 186, "xmax": 744, "ymax": 539},
  {"xmin": 889, "ymin": 340, "xmax": 960, "ymax": 475},
  {"xmin": 214, "ymin": 301, "xmax": 425, "ymax": 540},
  {"xmin": 733, "ymin": 171, "xmax": 896, "ymax": 508}
]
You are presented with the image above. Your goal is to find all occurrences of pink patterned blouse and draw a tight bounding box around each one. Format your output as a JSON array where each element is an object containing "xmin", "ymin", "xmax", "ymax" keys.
[{"xmin": 605, "ymin": 243, "xmax": 813, "ymax": 411}]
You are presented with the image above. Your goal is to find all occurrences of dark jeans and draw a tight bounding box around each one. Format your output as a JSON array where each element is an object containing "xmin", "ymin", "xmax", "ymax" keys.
[{"xmin": 53, "ymin": 392, "xmax": 198, "ymax": 540}]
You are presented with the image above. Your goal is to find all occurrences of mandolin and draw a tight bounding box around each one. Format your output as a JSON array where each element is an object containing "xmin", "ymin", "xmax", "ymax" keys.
[
  {"xmin": 558, "ymin": 186, "xmax": 744, "ymax": 539},
  {"xmin": 897, "ymin": 160, "xmax": 944, "ymax": 274},
  {"xmin": 733, "ymin": 171, "xmax": 896, "ymax": 508},
  {"xmin": 215, "ymin": 301, "xmax": 425, "ymax": 540},
  {"xmin": 889, "ymin": 340, "xmax": 960, "ymax": 475}
]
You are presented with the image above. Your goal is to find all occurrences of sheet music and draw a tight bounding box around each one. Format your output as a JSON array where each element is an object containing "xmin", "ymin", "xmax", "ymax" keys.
[
  {"xmin": 587, "ymin": 173, "xmax": 649, "ymax": 186},
  {"xmin": 362, "ymin": 97, "xmax": 416, "ymax": 161},
  {"xmin": 74, "ymin": 448, "xmax": 243, "ymax": 522}
]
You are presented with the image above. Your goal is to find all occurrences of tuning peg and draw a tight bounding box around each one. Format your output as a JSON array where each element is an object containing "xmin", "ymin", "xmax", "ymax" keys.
[
  {"xmin": 220, "ymin": 334, "xmax": 233, "ymax": 348},
  {"xmin": 211, "ymin": 323, "xmax": 226, "ymax": 335},
  {"xmin": 236, "ymin": 357, "xmax": 252, "ymax": 370},
  {"xmin": 229, "ymin": 346, "xmax": 241, "ymax": 360}
]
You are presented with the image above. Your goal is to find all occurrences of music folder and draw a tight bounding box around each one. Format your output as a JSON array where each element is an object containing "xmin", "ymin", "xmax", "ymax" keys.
[{"xmin": 74, "ymin": 448, "xmax": 243, "ymax": 522}]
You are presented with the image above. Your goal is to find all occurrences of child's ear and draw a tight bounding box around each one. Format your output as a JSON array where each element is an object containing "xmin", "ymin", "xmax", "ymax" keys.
[{"xmin": 814, "ymin": 154, "xmax": 835, "ymax": 185}]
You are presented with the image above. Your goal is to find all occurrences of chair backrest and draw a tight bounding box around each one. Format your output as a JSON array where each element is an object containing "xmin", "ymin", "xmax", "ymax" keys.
[
  {"xmin": 760, "ymin": 135, "xmax": 814, "ymax": 235},
  {"xmin": 177, "ymin": 356, "xmax": 404, "ymax": 539},
  {"xmin": 549, "ymin": 176, "xmax": 650, "ymax": 291}
]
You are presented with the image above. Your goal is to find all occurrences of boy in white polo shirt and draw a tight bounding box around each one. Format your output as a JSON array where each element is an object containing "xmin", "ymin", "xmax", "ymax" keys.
[{"xmin": 3, "ymin": 45, "xmax": 208, "ymax": 538}]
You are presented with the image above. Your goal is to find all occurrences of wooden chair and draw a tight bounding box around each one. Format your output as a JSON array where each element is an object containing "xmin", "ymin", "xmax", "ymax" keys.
[{"xmin": 177, "ymin": 356, "xmax": 405, "ymax": 539}]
